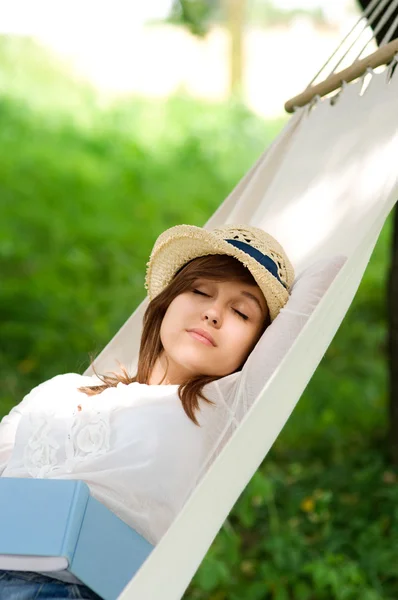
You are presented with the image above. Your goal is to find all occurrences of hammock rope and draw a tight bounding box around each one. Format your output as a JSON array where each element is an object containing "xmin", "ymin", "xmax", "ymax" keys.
[
  {"xmin": 308, "ymin": 0, "xmax": 390, "ymax": 86},
  {"xmin": 353, "ymin": 0, "xmax": 398, "ymax": 61},
  {"xmin": 285, "ymin": 0, "xmax": 398, "ymax": 111},
  {"xmin": 284, "ymin": 37, "xmax": 398, "ymax": 112}
]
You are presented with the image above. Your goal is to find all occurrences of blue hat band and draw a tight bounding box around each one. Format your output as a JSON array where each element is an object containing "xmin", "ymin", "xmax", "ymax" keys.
[{"xmin": 224, "ymin": 239, "xmax": 288, "ymax": 290}]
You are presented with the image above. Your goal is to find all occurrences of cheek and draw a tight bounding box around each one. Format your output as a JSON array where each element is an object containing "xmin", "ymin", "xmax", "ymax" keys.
[
  {"xmin": 230, "ymin": 328, "xmax": 256, "ymax": 361},
  {"xmin": 160, "ymin": 308, "xmax": 175, "ymax": 348},
  {"xmin": 160, "ymin": 297, "xmax": 191, "ymax": 344}
]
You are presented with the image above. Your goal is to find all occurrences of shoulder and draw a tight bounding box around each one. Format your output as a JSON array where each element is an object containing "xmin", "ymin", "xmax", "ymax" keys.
[
  {"xmin": 204, "ymin": 371, "xmax": 240, "ymax": 397},
  {"xmin": 25, "ymin": 372, "xmax": 100, "ymax": 399},
  {"xmin": 198, "ymin": 372, "xmax": 241, "ymax": 418}
]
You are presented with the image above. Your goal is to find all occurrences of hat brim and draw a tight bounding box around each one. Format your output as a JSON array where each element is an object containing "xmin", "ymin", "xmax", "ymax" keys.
[{"xmin": 145, "ymin": 225, "xmax": 289, "ymax": 321}]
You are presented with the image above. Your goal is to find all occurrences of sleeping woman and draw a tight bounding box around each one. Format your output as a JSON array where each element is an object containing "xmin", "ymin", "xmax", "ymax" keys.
[{"xmin": 0, "ymin": 223, "xmax": 295, "ymax": 600}]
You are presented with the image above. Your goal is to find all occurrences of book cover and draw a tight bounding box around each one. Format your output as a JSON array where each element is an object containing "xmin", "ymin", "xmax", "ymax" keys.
[
  {"xmin": 0, "ymin": 477, "xmax": 154, "ymax": 600},
  {"xmin": 0, "ymin": 478, "xmax": 90, "ymax": 570}
]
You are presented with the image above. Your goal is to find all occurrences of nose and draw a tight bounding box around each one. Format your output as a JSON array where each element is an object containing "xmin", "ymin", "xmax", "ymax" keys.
[{"xmin": 202, "ymin": 305, "xmax": 222, "ymax": 327}]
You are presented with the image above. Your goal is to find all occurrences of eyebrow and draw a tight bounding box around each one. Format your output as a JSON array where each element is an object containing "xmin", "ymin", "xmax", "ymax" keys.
[{"xmin": 240, "ymin": 291, "xmax": 265, "ymax": 314}]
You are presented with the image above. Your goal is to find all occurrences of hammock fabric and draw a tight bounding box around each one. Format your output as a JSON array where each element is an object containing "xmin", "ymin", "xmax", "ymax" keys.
[{"xmin": 80, "ymin": 52, "xmax": 398, "ymax": 599}]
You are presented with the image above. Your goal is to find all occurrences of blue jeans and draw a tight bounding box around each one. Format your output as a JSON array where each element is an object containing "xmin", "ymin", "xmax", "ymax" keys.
[{"xmin": 0, "ymin": 571, "xmax": 103, "ymax": 600}]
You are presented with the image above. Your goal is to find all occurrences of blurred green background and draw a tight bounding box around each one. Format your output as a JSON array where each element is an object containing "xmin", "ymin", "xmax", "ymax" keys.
[{"xmin": 1, "ymin": 26, "xmax": 397, "ymax": 600}]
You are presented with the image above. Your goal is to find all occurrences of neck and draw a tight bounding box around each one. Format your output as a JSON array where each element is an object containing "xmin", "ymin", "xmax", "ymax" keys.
[{"xmin": 148, "ymin": 353, "xmax": 188, "ymax": 386}]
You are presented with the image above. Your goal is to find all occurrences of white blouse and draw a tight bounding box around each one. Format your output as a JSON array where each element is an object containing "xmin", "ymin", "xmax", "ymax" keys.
[
  {"xmin": 0, "ymin": 369, "xmax": 250, "ymax": 584},
  {"xmin": 0, "ymin": 355, "xmax": 264, "ymax": 533}
]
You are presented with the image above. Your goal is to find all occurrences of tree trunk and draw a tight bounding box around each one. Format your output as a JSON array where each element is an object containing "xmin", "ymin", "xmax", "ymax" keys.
[
  {"xmin": 357, "ymin": 0, "xmax": 398, "ymax": 463},
  {"xmin": 388, "ymin": 208, "xmax": 398, "ymax": 464},
  {"xmin": 224, "ymin": 0, "xmax": 246, "ymax": 98}
]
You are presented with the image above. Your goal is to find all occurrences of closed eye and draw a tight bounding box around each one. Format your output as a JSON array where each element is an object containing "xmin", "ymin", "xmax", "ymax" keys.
[
  {"xmin": 193, "ymin": 290, "xmax": 248, "ymax": 319},
  {"xmin": 234, "ymin": 309, "xmax": 248, "ymax": 321}
]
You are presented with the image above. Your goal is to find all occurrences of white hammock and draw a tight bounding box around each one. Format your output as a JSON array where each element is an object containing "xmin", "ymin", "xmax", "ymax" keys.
[{"xmin": 85, "ymin": 40, "xmax": 398, "ymax": 600}]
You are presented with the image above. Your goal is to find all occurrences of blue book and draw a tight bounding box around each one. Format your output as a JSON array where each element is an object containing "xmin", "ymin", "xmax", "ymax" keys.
[{"xmin": 0, "ymin": 478, "xmax": 153, "ymax": 600}]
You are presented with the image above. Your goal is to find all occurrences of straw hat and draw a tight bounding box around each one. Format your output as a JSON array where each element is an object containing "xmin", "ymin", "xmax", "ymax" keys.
[{"xmin": 145, "ymin": 224, "xmax": 295, "ymax": 322}]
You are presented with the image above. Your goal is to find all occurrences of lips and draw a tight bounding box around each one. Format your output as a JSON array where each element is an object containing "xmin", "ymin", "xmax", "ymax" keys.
[{"xmin": 187, "ymin": 328, "xmax": 216, "ymax": 347}]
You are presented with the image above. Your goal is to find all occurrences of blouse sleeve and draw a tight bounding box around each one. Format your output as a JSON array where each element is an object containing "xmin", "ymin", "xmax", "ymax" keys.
[
  {"xmin": 232, "ymin": 255, "xmax": 346, "ymax": 421},
  {"xmin": 0, "ymin": 383, "xmax": 44, "ymax": 476},
  {"xmin": 0, "ymin": 373, "xmax": 92, "ymax": 476}
]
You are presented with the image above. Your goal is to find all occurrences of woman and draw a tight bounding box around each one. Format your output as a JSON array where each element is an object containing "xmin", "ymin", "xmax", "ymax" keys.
[{"xmin": 0, "ymin": 223, "xmax": 294, "ymax": 600}]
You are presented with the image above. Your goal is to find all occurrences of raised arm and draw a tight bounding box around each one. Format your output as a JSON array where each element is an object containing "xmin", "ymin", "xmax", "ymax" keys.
[{"xmin": 236, "ymin": 255, "xmax": 347, "ymax": 416}]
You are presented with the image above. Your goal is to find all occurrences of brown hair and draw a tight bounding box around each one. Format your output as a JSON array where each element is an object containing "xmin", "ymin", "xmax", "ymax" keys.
[{"xmin": 79, "ymin": 255, "xmax": 271, "ymax": 425}]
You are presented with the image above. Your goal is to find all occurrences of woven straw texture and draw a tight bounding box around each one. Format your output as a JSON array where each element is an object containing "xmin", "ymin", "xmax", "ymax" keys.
[{"xmin": 145, "ymin": 224, "xmax": 295, "ymax": 321}]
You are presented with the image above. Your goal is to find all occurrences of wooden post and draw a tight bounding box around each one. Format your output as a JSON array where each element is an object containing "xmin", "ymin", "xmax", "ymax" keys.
[{"xmin": 224, "ymin": 0, "xmax": 246, "ymax": 98}]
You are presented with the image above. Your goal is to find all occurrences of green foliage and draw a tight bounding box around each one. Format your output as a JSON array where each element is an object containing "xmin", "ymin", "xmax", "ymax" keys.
[
  {"xmin": 1, "ymin": 35, "xmax": 397, "ymax": 599},
  {"xmin": 167, "ymin": 0, "xmax": 219, "ymax": 36},
  {"xmin": 188, "ymin": 449, "xmax": 398, "ymax": 599},
  {"xmin": 164, "ymin": 0, "xmax": 328, "ymax": 36},
  {"xmin": 247, "ymin": 0, "xmax": 327, "ymax": 27},
  {"xmin": 164, "ymin": 0, "xmax": 329, "ymax": 34}
]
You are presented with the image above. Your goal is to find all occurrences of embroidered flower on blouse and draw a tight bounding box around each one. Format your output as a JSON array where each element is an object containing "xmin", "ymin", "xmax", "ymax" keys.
[
  {"xmin": 65, "ymin": 410, "xmax": 111, "ymax": 471},
  {"xmin": 23, "ymin": 414, "xmax": 60, "ymax": 478}
]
